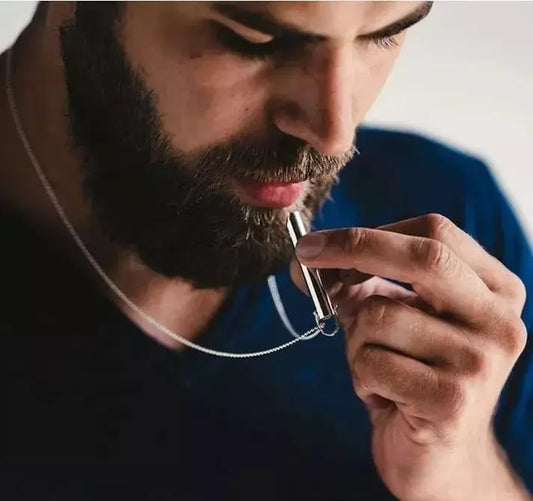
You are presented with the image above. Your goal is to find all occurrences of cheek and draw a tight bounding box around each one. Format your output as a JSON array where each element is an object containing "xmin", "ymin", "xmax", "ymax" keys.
[
  {"xmin": 356, "ymin": 46, "xmax": 403, "ymax": 117},
  {"xmin": 120, "ymin": 6, "xmax": 270, "ymax": 152},
  {"xmin": 155, "ymin": 60, "xmax": 270, "ymax": 151}
]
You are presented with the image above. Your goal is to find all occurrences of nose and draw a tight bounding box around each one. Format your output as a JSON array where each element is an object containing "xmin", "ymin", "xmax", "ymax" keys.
[{"xmin": 272, "ymin": 45, "xmax": 356, "ymax": 157}]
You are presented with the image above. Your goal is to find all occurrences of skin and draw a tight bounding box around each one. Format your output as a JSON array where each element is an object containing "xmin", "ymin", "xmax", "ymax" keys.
[
  {"xmin": 0, "ymin": 2, "xmax": 530, "ymax": 499},
  {"xmin": 291, "ymin": 215, "xmax": 531, "ymax": 499},
  {"xmin": 122, "ymin": 1, "xmax": 400, "ymax": 154},
  {"xmin": 0, "ymin": 1, "xmax": 408, "ymax": 347}
]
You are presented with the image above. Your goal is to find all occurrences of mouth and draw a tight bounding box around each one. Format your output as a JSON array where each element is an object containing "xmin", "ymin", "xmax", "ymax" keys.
[{"xmin": 232, "ymin": 178, "xmax": 307, "ymax": 209}]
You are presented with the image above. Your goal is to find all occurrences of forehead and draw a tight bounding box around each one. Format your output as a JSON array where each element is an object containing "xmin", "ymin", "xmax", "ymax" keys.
[{"xmin": 211, "ymin": 1, "xmax": 426, "ymax": 39}]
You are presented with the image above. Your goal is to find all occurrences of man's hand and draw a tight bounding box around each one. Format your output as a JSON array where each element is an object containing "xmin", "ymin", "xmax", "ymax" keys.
[{"xmin": 290, "ymin": 214, "xmax": 530, "ymax": 500}]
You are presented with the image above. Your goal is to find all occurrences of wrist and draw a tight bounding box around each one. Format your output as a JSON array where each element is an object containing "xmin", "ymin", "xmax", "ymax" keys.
[
  {"xmin": 482, "ymin": 436, "xmax": 531, "ymax": 501},
  {"xmin": 464, "ymin": 433, "xmax": 531, "ymax": 501},
  {"xmin": 416, "ymin": 433, "xmax": 531, "ymax": 501}
]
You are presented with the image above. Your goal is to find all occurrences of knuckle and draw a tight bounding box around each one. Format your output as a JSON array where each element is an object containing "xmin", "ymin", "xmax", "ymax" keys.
[
  {"xmin": 498, "ymin": 315, "xmax": 528, "ymax": 357},
  {"xmin": 481, "ymin": 296, "xmax": 503, "ymax": 324},
  {"xmin": 425, "ymin": 213, "xmax": 453, "ymax": 241},
  {"xmin": 453, "ymin": 344, "xmax": 486, "ymax": 377},
  {"xmin": 437, "ymin": 377, "xmax": 465, "ymax": 419},
  {"xmin": 506, "ymin": 272, "xmax": 527, "ymax": 307},
  {"xmin": 483, "ymin": 305, "xmax": 527, "ymax": 357},
  {"xmin": 341, "ymin": 227, "xmax": 366, "ymax": 256},
  {"xmin": 415, "ymin": 238, "xmax": 455, "ymax": 276}
]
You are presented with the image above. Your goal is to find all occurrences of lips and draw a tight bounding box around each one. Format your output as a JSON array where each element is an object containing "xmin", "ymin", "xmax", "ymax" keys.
[{"xmin": 234, "ymin": 179, "xmax": 307, "ymax": 208}]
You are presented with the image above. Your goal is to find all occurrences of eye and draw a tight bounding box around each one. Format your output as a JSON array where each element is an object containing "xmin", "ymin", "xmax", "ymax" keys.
[
  {"xmin": 212, "ymin": 22, "xmax": 291, "ymax": 60},
  {"xmin": 365, "ymin": 32, "xmax": 403, "ymax": 50},
  {"xmin": 212, "ymin": 21, "xmax": 403, "ymax": 60}
]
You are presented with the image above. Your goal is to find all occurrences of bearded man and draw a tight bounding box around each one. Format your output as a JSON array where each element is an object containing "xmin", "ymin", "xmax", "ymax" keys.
[{"xmin": 1, "ymin": 2, "xmax": 531, "ymax": 500}]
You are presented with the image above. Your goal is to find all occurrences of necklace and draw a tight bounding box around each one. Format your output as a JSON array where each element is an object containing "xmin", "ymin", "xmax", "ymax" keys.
[{"xmin": 4, "ymin": 46, "xmax": 320, "ymax": 358}]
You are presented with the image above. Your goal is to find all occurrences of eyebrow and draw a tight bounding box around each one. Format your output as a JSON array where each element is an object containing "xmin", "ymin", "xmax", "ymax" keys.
[{"xmin": 211, "ymin": 2, "xmax": 433, "ymax": 43}]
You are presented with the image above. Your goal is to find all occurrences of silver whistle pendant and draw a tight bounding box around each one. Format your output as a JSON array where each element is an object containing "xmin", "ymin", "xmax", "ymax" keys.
[{"xmin": 287, "ymin": 211, "xmax": 340, "ymax": 336}]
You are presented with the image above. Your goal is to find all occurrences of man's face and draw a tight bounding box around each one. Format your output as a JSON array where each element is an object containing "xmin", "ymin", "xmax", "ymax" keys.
[{"xmin": 59, "ymin": 1, "xmax": 431, "ymax": 289}]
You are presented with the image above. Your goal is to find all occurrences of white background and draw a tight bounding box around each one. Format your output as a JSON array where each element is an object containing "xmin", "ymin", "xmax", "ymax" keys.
[{"xmin": 1, "ymin": 1, "xmax": 532, "ymax": 241}]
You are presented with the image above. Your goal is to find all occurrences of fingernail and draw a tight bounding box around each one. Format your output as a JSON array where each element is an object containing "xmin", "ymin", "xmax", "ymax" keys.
[{"xmin": 296, "ymin": 233, "xmax": 325, "ymax": 259}]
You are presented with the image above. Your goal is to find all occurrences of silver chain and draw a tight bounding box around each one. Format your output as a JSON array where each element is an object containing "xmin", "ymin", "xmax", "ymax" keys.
[{"xmin": 5, "ymin": 46, "xmax": 320, "ymax": 358}]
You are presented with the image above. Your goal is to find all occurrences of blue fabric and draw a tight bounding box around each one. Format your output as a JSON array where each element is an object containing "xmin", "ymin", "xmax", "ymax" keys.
[
  {"xmin": 3, "ymin": 127, "xmax": 532, "ymax": 500},
  {"xmin": 171, "ymin": 127, "xmax": 533, "ymax": 497}
]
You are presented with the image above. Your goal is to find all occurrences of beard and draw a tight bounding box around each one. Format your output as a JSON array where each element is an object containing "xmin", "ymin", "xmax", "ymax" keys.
[{"xmin": 58, "ymin": 3, "xmax": 356, "ymax": 289}]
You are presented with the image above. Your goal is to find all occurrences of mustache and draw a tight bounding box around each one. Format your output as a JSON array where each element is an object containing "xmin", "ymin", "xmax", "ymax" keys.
[{"xmin": 190, "ymin": 133, "xmax": 358, "ymax": 185}]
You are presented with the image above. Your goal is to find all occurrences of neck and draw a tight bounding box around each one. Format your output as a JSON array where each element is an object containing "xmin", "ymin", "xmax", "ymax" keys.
[{"xmin": 0, "ymin": 7, "xmax": 229, "ymax": 350}]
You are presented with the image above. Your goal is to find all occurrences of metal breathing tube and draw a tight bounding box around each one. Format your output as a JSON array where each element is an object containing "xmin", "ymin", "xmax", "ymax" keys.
[{"xmin": 287, "ymin": 211, "xmax": 340, "ymax": 336}]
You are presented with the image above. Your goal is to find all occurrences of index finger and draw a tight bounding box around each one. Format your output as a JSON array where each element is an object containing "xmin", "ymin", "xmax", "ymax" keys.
[
  {"xmin": 295, "ymin": 227, "xmax": 495, "ymax": 323},
  {"xmin": 378, "ymin": 214, "xmax": 524, "ymax": 310}
]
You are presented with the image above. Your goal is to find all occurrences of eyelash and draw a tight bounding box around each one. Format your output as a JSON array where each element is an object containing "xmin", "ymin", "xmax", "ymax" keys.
[
  {"xmin": 213, "ymin": 23, "xmax": 402, "ymax": 61},
  {"xmin": 213, "ymin": 24, "xmax": 291, "ymax": 60},
  {"xmin": 368, "ymin": 34, "xmax": 401, "ymax": 50}
]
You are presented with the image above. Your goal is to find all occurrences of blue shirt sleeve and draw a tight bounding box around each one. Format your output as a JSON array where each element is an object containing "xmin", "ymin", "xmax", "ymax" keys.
[{"xmin": 464, "ymin": 160, "xmax": 533, "ymax": 492}]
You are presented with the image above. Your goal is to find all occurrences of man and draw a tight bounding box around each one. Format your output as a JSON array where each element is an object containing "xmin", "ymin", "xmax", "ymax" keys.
[{"xmin": 1, "ymin": 2, "xmax": 531, "ymax": 499}]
